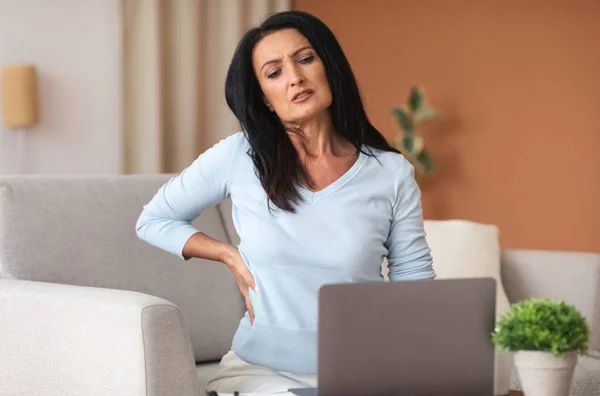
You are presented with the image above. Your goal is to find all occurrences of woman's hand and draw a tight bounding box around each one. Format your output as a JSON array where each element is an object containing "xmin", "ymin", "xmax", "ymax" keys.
[{"xmin": 222, "ymin": 245, "xmax": 257, "ymax": 324}]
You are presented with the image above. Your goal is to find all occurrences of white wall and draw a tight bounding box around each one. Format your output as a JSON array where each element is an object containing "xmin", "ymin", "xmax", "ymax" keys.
[{"xmin": 0, "ymin": 0, "xmax": 122, "ymax": 174}]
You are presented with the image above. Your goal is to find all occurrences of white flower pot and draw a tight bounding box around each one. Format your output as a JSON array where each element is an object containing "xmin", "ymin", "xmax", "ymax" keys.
[{"xmin": 513, "ymin": 350, "xmax": 577, "ymax": 396}]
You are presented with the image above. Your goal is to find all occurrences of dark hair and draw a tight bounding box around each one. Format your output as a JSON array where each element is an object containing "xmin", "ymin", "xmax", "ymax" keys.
[{"xmin": 225, "ymin": 10, "xmax": 399, "ymax": 213}]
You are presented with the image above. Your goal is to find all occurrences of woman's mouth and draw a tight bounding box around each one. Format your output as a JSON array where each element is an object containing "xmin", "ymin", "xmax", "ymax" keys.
[{"xmin": 292, "ymin": 90, "xmax": 314, "ymax": 103}]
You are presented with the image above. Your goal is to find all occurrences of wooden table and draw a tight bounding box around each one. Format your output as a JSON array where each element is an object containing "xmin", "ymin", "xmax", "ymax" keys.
[{"xmin": 508, "ymin": 391, "xmax": 524, "ymax": 396}]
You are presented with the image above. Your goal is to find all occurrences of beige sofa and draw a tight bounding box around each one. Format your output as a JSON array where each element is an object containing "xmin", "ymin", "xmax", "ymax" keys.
[{"xmin": 0, "ymin": 175, "xmax": 598, "ymax": 396}]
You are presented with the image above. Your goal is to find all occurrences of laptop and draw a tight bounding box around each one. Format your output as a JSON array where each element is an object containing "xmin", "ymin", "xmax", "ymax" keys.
[{"xmin": 290, "ymin": 277, "xmax": 496, "ymax": 396}]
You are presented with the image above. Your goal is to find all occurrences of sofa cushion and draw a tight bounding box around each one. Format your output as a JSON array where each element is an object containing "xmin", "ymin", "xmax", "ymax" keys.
[
  {"xmin": 0, "ymin": 175, "xmax": 245, "ymax": 363},
  {"xmin": 423, "ymin": 219, "xmax": 510, "ymax": 318}
]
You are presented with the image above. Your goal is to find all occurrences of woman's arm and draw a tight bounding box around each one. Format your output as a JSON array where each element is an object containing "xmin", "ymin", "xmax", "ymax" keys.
[
  {"xmin": 135, "ymin": 133, "xmax": 241, "ymax": 260},
  {"xmin": 384, "ymin": 162, "xmax": 436, "ymax": 281},
  {"xmin": 136, "ymin": 132, "xmax": 257, "ymax": 321}
]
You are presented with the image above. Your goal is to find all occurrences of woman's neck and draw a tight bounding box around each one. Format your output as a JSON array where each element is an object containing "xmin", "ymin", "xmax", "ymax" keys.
[{"xmin": 286, "ymin": 112, "xmax": 353, "ymax": 158}]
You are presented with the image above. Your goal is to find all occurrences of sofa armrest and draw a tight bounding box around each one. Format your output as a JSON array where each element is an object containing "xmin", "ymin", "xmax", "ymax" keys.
[
  {"xmin": 501, "ymin": 249, "xmax": 600, "ymax": 351},
  {"xmin": 0, "ymin": 279, "xmax": 199, "ymax": 396}
]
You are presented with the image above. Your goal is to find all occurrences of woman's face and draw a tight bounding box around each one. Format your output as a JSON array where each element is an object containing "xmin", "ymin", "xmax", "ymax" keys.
[{"xmin": 253, "ymin": 28, "xmax": 332, "ymax": 125}]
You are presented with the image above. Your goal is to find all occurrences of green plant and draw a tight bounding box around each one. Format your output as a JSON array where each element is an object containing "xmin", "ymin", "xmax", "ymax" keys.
[
  {"xmin": 391, "ymin": 86, "xmax": 439, "ymax": 175},
  {"xmin": 491, "ymin": 298, "xmax": 590, "ymax": 357}
]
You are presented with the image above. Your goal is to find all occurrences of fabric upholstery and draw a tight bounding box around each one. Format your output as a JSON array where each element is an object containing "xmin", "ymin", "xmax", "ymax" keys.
[
  {"xmin": 0, "ymin": 175, "xmax": 245, "ymax": 363},
  {"xmin": 142, "ymin": 305, "xmax": 199, "ymax": 396},
  {"xmin": 0, "ymin": 278, "xmax": 198, "ymax": 396}
]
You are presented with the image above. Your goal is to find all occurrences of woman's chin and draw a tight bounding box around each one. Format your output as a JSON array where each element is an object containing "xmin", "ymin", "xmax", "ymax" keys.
[{"xmin": 285, "ymin": 107, "xmax": 329, "ymax": 125}]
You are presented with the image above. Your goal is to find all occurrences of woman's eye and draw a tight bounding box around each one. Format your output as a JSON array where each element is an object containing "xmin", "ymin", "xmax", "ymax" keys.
[
  {"xmin": 267, "ymin": 69, "xmax": 281, "ymax": 79},
  {"xmin": 299, "ymin": 55, "xmax": 314, "ymax": 64}
]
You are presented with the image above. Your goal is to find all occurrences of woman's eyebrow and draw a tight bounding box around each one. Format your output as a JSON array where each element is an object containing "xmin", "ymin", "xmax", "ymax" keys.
[{"xmin": 260, "ymin": 45, "xmax": 314, "ymax": 71}]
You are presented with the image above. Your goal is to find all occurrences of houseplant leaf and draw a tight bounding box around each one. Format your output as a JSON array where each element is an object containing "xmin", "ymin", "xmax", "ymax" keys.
[
  {"xmin": 392, "ymin": 108, "xmax": 414, "ymax": 132},
  {"xmin": 408, "ymin": 86, "xmax": 423, "ymax": 112},
  {"xmin": 416, "ymin": 149, "xmax": 434, "ymax": 174},
  {"xmin": 402, "ymin": 135, "xmax": 415, "ymax": 153}
]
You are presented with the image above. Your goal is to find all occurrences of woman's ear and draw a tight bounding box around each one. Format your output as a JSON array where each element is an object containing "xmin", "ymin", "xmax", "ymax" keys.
[{"xmin": 263, "ymin": 96, "xmax": 274, "ymax": 112}]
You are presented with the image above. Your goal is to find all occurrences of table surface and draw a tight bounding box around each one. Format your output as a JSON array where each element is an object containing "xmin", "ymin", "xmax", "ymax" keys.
[{"xmin": 509, "ymin": 392, "xmax": 524, "ymax": 396}]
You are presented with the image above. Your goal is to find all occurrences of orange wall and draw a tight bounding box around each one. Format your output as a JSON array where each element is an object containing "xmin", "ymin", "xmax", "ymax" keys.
[{"xmin": 294, "ymin": 0, "xmax": 600, "ymax": 253}]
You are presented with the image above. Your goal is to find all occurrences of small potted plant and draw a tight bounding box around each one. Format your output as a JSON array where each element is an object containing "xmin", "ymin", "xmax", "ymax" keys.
[{"xmin": 491, "ymin": 298, "xmax": 590, "ymax": 396}]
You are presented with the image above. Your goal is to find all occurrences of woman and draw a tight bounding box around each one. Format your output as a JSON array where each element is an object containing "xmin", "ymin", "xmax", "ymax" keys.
[{"xmin": 136, "ymin": 10, "xmax": 435, "ymax": 394}]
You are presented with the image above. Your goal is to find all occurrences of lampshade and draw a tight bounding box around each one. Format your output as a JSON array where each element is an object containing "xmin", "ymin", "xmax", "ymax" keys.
[{"xmin": 1, "ymin": 64, "xmax": 40, "ymax": 128}]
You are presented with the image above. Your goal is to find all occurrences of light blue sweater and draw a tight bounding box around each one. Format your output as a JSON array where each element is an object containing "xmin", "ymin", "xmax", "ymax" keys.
[{"xmin": 136, "ymin": 132, "xmax": 435, "ymax": 374}]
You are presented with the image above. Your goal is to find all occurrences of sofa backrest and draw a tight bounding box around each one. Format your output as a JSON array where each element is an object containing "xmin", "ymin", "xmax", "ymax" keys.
[{"xmin": 0, "ymin": 175, "xmax": 245, "ymax": 363}]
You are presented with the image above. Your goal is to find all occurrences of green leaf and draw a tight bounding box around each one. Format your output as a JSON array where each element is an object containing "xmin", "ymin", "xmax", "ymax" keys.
[
  {"xmin": 409, "ymin": 86, "xmax": 423, "ymax": 112},
  {"xmin": 403, "ymin": 136, "xmax": 415, "ymax": 152},
  {"xmin": 392, "ymin": 108, "xmax": 414, "ymax": 132},
  {"xmin": 416, "ymin": 149, "xmax": 434, "ymax": 174}
]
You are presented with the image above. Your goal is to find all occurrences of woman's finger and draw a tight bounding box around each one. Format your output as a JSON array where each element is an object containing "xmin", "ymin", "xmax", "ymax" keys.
[
  {"xmin": 239, "ymin": 265, "xmax": 257, "ymax": 293},
  {"xmin": 242, "ymin": 291, "xmax": 255, "ymax": 324},
  {"xmin": 246, "ymin": 296, "xmax": 255, "ymax": 324}
]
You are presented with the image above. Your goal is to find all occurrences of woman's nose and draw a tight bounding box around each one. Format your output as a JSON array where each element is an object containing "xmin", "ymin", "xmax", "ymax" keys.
[{"xmin": 288, "ymin": 67, "xmax": 305, "ymax": 86}]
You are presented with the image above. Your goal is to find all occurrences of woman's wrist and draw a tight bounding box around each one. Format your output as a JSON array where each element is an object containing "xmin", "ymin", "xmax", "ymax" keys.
[
  {"xmin": 182, "ymin": 232, "xmax": 236, "ymax": 265},
  {"xmin": 219, "ymin": 243, "xmax": 238, "ymax": 267}
]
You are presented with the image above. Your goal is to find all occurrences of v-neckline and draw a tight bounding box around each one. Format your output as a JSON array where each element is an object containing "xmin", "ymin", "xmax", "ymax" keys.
[{"xmin": 299, "ymin": 148, "xmax": 367, "ymax": 204}]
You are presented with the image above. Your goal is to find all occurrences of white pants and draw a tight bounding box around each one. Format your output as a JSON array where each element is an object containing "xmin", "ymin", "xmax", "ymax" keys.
[{"xmin": 205, "ymin": 351, "xmax": 318, "ymax": 394}]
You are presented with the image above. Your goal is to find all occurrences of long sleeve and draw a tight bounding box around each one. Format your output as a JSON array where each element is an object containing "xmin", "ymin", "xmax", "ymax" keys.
[
  {"xmin": 135, "ymin": 133, "xmax": 242, "ymax": 259},
  {"xmin": 384, "ymin": 162, "xmax": 436, "ymax": 281}
]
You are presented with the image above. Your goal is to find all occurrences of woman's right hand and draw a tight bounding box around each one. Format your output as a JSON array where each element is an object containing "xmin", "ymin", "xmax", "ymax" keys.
[{"xmin": 222, "ymin": 245, "xmax": 257, "ymax": 324}]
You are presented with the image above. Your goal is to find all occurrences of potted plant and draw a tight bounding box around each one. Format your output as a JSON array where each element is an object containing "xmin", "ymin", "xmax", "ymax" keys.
[{"xmin": 491, "ymin": 298, "xmax": 590, "ymax": 396}]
